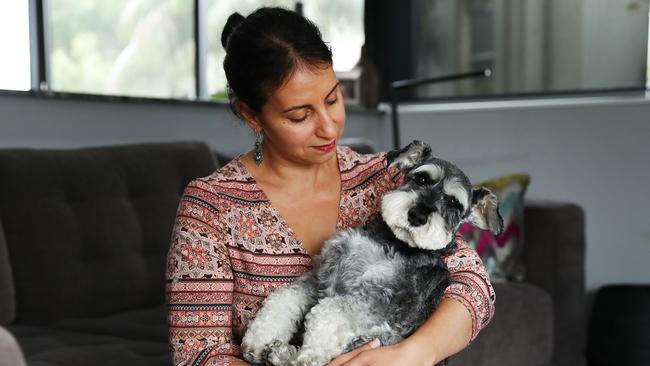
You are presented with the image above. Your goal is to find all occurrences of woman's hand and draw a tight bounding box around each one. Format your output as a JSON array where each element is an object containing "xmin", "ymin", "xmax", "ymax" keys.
[{"xmin": 326, "ymin": 339, "xmax": 433, "ymax": 366}]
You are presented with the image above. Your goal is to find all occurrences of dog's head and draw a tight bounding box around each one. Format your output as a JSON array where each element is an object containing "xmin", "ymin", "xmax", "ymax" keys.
[{"xmin": 382, "ymin": 140, "xmax": 503, "ymax": 250}]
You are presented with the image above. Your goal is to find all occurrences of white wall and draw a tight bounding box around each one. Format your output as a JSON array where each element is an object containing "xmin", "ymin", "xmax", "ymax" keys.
[
  {"xmin": 1, "ymin": 92, "xmax": 649, "ymax": 292},
  {"xmin": 0, "ymin": 94, "xmax": 383, "ymax": 157},
  {"xmin": 389, "ymin": 95, "xmax": 650, "ymax": 291},
  {"xmin": 0, "ymin": 95, "xmax": 247, "ymax": 155}
]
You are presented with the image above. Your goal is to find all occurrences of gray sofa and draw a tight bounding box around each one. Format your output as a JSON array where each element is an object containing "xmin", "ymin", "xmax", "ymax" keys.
[{"xmin": 0, "ymin": 141, "xmax": 586, "ymax": 366}]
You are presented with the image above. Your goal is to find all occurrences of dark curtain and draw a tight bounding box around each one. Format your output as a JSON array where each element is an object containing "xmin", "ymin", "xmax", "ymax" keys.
[{"xmin": 364, "ymin": 0, "xmax": 416, "ymax": 101}]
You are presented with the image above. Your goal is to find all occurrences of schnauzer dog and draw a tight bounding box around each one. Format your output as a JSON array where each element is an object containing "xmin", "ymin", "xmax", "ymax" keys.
[{"xmin": 242, "ymin": 141, "xmax": 503, "ymax": 366}]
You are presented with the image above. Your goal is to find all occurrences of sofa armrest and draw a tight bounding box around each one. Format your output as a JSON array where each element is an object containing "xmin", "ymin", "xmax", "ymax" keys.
[
  {"xmin": 0, "ymin": 326, "xmax": 25, "ymax": 366},
  {"xmin": 523, "ymin": 200, "xmax": 586, "ymax": 366},
  {"xmin": 0, "ymin": 218, "xmax": 16, "ymax": 325}
]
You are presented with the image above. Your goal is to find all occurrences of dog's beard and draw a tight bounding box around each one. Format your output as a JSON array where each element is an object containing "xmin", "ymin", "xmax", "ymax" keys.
[{"xmin": 381, "ymin": 191, "xmax": 452, "ymax": 250}]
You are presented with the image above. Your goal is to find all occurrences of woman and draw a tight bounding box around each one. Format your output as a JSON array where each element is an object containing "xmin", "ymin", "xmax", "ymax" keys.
[{"xmin": 166, "ymin": 7, "xmax": 494, "ymax": 366}]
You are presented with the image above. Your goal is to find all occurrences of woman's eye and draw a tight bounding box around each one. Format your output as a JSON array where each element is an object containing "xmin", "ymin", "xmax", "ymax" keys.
[
  {"xmin": 289, "ymin": 116, "xmax": 308, "ymax": 123},
  {"xmin": 288, "ymin": 109, "xmax": 312, "ymax": 123},
  {"xmin": 326, "ymin": 98, "xmax": 338, "ymax": 105}
]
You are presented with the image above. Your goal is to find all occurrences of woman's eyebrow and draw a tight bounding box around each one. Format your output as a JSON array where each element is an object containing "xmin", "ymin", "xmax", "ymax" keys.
[
  {"xmin": 325, "ymin": 81, "xmax": 341, "ymax": 98},
  {"xmin": 282, "ymin": 82, "xmax": 341, "ymax": 113}
]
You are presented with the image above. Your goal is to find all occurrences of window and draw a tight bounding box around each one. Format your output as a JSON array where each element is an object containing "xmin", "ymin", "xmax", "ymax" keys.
[
  {"xmin": 206, "ymin": 0, "xmax": 295, "ymax": 99},
  {"xmin": 5, "ymin": 0, "xmax": 647, "ymax": 102},
  {"xmin": 410, "ymin": 0, "xmax": 650, "ymax": 100},
  {"xmin": 300, "ymin": 1, "xmax": 365, "ymax": 72},
  {"xmin": 0, "ymin": 1, "xmax": 31, "ymax": 91},
  {"xmin": 206, "ymin": 0, "xmax": 365, "ymax": 99},
  {"xmin": 48, "ymin": 0, "xmax": 195, "ymax": 98},
  {"xmin": 369, "ymin": 0, "xmax": 650, "ymax": 101}
]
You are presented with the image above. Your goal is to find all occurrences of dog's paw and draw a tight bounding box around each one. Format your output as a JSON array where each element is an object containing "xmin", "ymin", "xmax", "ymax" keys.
[
  {"xmin": 291, "ymin": 352, "xmax": 327, "ymax": 366},
  {"xmin": 242, "ymin": 349, "xmax": 266, "ymax": 365},
  {"xmin": 241, "ymin": 335, "xmax": 269, "ymax": 364},
  {"xmin": 267, "ymin": 340, "xmax": 299, "ymax": 366},
  {"xmin": 291, "ymin": 360, "xmax": 322, "ymax": 366}
]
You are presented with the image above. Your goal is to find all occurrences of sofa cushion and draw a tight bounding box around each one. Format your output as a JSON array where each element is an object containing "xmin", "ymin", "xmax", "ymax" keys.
[
  {"xmin": 51, "ymin": 305, "xmax": 167, "ymax": 343},
  {"xmin": 0, "ymin": 218, "xmax": 16, "ymax": 325},
  {"xmin": 523, "ymin": 201, "xmax": 586, "ymax": 366},
  {"xmin": 451, "ymin": 282, "xmax": 554, "ymax": 366},
  {"xmin": 0, "ymin": 142, "xmax": 217, "ymax": 324},
  {"xmin": 7, "ymin": 325, "xmax": 170, "ymax": 366}
]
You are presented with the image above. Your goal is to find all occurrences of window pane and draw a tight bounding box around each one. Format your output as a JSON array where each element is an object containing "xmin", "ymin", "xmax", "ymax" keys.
[
  {"xmin": 0, "ymin": 1, "xmax": 31, "ymax": 91},
  {"xmin": 206, "ymin": 0, "xmax": 295, "ymax": 99},
  {"xmin": 302, "ymin": 1, "xmax": 364, "ymax": 72},
  {"xmin": 206, "ymin": 0, "xmax": 364, "ymax": 99},
  {"xmin": 413, "ymin": 0, "xmax": 650, "ymax": 99},
  {"xmin": 49, "ymin": 0, "xmax": 195, "ymax": 98}
]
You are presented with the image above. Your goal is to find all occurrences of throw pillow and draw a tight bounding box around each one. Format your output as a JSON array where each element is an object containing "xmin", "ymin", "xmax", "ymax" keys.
[{"xmin": 458, "ymin": 173, "xmax": 530, "ymax": 282}]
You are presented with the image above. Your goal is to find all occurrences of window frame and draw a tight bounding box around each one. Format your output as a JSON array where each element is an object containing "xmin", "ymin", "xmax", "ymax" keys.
[
  {"xmin": 16, "ymin": 0, "xmax": 305, "ymax": 102},
  {"xmin": 370, "ymin": 0, "xmax": 650, "ymax": 104},
  {"xmin": 2, "ymin": 0, "xmax": 647, "ymax": 106}
]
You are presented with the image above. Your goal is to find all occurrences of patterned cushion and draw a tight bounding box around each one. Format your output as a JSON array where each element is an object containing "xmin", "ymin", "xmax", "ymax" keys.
[{"xmin": 459, "ymin": 174, "xmax": 530, "ymax": 282}]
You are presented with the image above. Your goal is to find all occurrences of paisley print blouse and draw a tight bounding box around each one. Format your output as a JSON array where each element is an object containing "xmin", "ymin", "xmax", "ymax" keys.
[{"xmin": 165, "ymin": 146, "xmax": 495, "ymax": 366}]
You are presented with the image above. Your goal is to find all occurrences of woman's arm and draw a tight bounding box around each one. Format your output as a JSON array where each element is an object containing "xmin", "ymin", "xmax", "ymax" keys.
[
  {"xmin": 167, "ymin": 181, "xmax": 248, "ymax": 366},
  {"xmin": 326, "ymin": 297, "xmax": 471, "ymax": 366},
  {"xmin": 439, "ymin": 237, "xmax": 496, "ymax": 342},
  {"xmin": 399, "ymin": 297, "xmax": 473, "ymax": 362}
]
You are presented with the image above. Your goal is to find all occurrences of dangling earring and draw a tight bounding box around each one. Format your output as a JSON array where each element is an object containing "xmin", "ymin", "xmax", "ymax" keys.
[{"xmin": 254, "ymin": 131, "xmax": 263, "ymax": 166}]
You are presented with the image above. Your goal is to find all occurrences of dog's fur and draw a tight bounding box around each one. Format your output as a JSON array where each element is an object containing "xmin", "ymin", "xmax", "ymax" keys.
[{"xmin": 242, "ymin": 141, "xmax": 503, "ymax": 366}]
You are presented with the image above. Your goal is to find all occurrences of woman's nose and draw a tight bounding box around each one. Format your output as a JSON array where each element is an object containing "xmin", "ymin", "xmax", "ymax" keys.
[{"xmin": 316, "ymin": 110, "xmax": 338, "ymax": 137}]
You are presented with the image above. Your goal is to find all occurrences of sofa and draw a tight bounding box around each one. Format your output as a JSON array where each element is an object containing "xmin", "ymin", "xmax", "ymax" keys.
[{"xmin": 0, "ymin": 141, "xmax": 586, "ymax": 366}]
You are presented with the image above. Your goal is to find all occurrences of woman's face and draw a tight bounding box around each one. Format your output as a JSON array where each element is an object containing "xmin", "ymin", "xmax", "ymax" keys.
[{"xmin": 246, "ymin": 63, "xmax": 346, "ymax": 166}]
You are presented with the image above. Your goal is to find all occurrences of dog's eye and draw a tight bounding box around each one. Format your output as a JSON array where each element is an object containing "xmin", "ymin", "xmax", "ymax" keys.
[
  {"xmin": 413, "ymin": 173, "xmax": 431, "ymax": 186},
  {"xmin": 445, "ymin": 196, "xmax": 461, "ymax": 207}
]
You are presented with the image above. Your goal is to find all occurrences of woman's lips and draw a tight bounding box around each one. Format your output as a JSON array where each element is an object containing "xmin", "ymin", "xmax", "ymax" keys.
[{"xmin": 314, "ymin": 140, "xmax": 336, "ymax": 152}]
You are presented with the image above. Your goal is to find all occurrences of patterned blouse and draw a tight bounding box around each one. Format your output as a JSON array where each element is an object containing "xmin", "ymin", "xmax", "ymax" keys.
[{"xmin": 166, "ymin": 146, "xmax": 495, "ymax": 366}]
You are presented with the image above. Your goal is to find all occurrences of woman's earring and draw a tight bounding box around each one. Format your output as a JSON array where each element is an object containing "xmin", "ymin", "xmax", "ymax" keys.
[{"xmin": 254, "ymin": 132, "xmax": 263, "ymax": 166}]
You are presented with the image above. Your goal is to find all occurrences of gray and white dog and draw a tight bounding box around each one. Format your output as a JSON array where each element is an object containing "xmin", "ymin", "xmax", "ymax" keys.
[{"xmin": 242, "ymin": 141, "xmax": 503, "ymax": 366}]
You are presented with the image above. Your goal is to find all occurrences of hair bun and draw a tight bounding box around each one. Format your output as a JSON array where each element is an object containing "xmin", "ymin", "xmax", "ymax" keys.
[{"xmin": 221, "ymin": 12, "xmax": 245, "ymax": 49}]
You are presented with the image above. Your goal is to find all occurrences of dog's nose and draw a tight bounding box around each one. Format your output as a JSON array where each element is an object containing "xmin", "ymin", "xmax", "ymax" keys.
[{"xmin": 407, "ymin": 208, "xmax": 429, "ymax": 227}]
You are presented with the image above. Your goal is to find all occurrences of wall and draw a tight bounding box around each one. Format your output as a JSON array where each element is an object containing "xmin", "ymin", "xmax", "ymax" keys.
[
  {"xmin": 1, "ymin": 92, "xmax": 649, "ymax": 291},
  {"xmin": 390, "ymin": 95, "xmax": 650, "ymax": 291},
  {"xmin": 0, "ymin": 94, "xmax": 384, "ymax": 157}
]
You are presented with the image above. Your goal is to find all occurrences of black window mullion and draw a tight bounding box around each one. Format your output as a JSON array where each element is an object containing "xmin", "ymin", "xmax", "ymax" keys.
[
  {"xmin": 294, "ymin": 1, "xmax": 303, "ymax": 15},
  {"xmin": 194, "ymin": 0, "xmax": 208, "ymax": 99},
  {"xmin": 29, "ymin": 0, "xmax": 50, "ymax": 91}
]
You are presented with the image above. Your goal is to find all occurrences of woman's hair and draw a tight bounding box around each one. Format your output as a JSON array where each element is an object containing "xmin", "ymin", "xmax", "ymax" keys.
[{"xmin": 221, "ymin": 7, "xmax": 332, "ymax": 118}]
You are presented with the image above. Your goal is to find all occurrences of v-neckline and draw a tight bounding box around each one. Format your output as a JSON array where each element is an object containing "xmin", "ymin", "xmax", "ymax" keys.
[{"xmin": 235, "ymin": 149, "xmax": 345, "ymax": 258}]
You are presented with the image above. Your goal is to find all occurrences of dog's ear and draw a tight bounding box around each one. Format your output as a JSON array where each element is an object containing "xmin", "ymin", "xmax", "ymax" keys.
[
  {"xmin": 387, "ymin": 140, "xmax": 432, "ymax": 172},
  {"xmin": 466, "ymin": 187, "xmax": 503, "ymax": 235}
]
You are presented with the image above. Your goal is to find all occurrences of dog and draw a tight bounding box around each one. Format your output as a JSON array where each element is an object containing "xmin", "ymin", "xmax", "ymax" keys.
[{"xmin": 242, "ymin": 141, "xmax": 503, "ymax": 366}]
